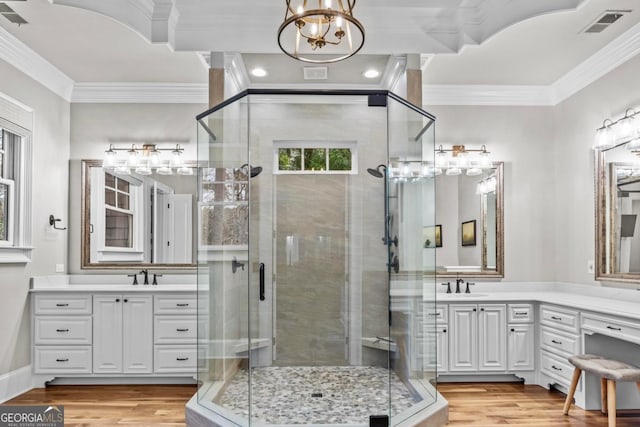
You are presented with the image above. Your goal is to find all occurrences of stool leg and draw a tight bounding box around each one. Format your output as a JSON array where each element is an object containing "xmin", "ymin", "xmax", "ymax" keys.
[
  {"xmin": 601, "ymin": 377, "xmax": 608, "ymax": 413},
  {"xmin": 563, "ymin": 368, "xmax": 582, "ymax": 415},
  {"xmin": 607, "ymin": 379, "xmax": 616, "ymax": 427}
]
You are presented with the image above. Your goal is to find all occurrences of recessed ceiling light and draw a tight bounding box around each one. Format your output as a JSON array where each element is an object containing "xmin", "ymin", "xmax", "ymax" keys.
[
  {"xmin": 251, "ymin": 68, "xmax": 267, "ymax": 77},
  {"xmin": 363, "ymin": 69, "xmax": 380, "ymax": 79}
]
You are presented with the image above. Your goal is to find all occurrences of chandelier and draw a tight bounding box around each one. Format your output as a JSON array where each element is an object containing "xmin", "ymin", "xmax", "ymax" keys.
[
  {"xmin": 102, "ymin": 143, "xmax": 192, "ymax": 176},
  {"xmin": 434, "ymin": 144, "xmax": 492, "ymax": 176},
  {"xmin": 277, "ymin": 0, "xmax": 365, "ymax": 63}
]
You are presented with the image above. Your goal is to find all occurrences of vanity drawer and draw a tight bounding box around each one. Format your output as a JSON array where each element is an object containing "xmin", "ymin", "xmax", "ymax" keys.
[
  {"xmin": 425, "ymin": 305, "xmax": 448, "ymax": 324},
  {"xmin": 34, "ymin": 294, "xmax": 92, "ymax": 315},
  {"xmin": 34, "ymin": 316, "xmax": 92, "ymax": 345},
  {"xmin": 541, "ymin": 350, "xmax": 577, "ymax": 389},
  {"xmin": 34, "ymin": 346, "xmax": 92, "ymax": 374},
  {"xmin": 508, "ymin": 304, "xmax": 534, "ymax": 323},
  {"xmin": 541, "ymin": 326, "xmax": 580, "ymax": 358},
  {"xmin": 582, "ymin": 313, "xmax": 640, "ymax": 345},
  {"xmin": 154, "ymin": 316, "xmax": 197, "ymax": 344},
  {"xmin": 154, "ymin": 295, "xmax": 197, "ymax": 315},
  {"xmin": 540, "ymin": 305, "xmax": 579, "ymax": 333},
  {"xmin": 154, "ymin": 345, "xmax": 197, "ymax": 373}
]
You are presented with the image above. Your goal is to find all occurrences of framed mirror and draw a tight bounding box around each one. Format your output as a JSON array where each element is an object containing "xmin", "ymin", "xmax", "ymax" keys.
[
  {"xmin": 432, "ymin": 162, "xmax": 504, "ymax": 278},
  {"xmin": 595, "ymin": 145, "xmax": 640, "ymax": 282},
  {"xmin": 81, "ymin": 160, "xmax": 197, "ymax": 269}
]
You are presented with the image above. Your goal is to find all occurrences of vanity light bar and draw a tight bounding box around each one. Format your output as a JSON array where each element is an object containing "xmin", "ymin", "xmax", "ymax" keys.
[
  {"xmin": 433, "ymin": 144, "xmax": 492, "ymax": 176},
  {"xmin": 103, "ymin": 143, "xmax": 190, "ymax": 176},
  {"xmin": 593, "ymin": 108, "xmax": 640, "ymax": 151}
]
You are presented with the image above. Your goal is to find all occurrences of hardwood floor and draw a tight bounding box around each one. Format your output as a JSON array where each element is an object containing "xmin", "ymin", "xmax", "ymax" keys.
[
  {"xmin": 6, "ymin": 382, "xmax": 640, "ymax": 426},
  {"xmin": 440, "ymin": 382, "xmax": 640, "ymax": 426},
  {"xmin": 6, "ymin": 384, "xmax": 196, "ymax": 426}
]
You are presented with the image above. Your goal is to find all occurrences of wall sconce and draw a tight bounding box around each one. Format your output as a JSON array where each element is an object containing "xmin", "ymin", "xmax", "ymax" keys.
[
  {"xmin": 434, "ymin": 144, "xmax": 492, "ymax": 176},
  {"xmin": 103, "ymin": 143, "xmax": 192, "ymax": 176},
  {"xmin": 593, "ymin": 108, "xmax": 640, "ymax": 151}
]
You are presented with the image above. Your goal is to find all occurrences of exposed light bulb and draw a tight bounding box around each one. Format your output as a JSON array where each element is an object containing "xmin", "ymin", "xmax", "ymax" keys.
[
  {"xmin": 311, "ymin": 23, "xmax": 318, "ymax": 35},
  {"xmin": 296, "ymin": 5, "xmax": 304, "ymax": 14},
  {"xmin": 336, "ymin": 16, "xmax": 343, "ymax": 28},
  {"xmin": 325, "ymin": 0, "xmax": 332, "ymax": 8}
]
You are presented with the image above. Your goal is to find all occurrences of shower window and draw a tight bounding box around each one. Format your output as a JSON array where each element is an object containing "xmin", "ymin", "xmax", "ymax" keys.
[{"xmin": 275, "ymin": 141, "xmax": 356, "ymax": 174}]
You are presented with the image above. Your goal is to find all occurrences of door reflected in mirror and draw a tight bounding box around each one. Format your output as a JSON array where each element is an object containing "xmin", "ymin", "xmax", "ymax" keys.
[
  {"xmin": 431, "ymin": 162, "xmax": 503, "ymax": 278},
  {"xmin": 82, "ymin": 160, "xmax": 197, "ymax": 269}
]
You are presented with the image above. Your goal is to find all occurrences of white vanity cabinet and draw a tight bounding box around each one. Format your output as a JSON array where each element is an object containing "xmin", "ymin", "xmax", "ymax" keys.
[
  {"xmin": 153, "ymin": 294, "xmax": 198, "ymax": 374},
  {"xmin": 93, "ymin": 295, "xmax": 153, "ymax": 374},
  {"xmin": 33, "ymin": 294, "xmax": 93, "ymax": 374},
  {"xmin": 507, "ymin": 304, "xmax": 535, "ymax": 371},
  {"xmin": 424, "ymin": 304, "xmax": 448, "ymax": 373},
  {"xmin": 449, "ymin": 304, "xmax": 507, "ymax": 372},
  {"xmin": 31, "ymin": 288, "xmax": 198, "ymax": 384},
  {"xmin": 539, "ymin": 304, "xmax": 580, "ymax": 389}
]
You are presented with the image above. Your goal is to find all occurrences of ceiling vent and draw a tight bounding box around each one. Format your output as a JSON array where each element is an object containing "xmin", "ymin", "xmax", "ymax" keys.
[
  {"xmin": 582, "ymin": 10, "xmax": 630, "ymax": 34},
  {"xmin": 0, "ymin": 3, "xmax": 27, "ymax": 25},
  {"xmin": 303, "ymin": 67, "xmax": 328, "ymax": 80}
]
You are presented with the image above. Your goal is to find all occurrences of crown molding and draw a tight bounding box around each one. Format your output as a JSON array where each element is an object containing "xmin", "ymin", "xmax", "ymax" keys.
[
  {"xmin": 0, "ymin": 26, "xmax": 74, "ymax": 102},
  {"xmin": 423, "ymin": 85, "xmax": 553, "ymax": 106},
  {"xmin": 550, "ymin": 21, "xmax": 640, "ymax": 105},
  {"xmin": 71, "ymin": 83, "xmax": 207, "ymax": 103}
]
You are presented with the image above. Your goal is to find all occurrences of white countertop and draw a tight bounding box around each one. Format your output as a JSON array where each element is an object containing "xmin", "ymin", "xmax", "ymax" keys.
[
  {"xmin": 432, "ymin": 282, "xmax": 640, "ymax": 321},
  {"xmin": 30, "ymin": 274, "xmax": 198, "ymax": 292}
]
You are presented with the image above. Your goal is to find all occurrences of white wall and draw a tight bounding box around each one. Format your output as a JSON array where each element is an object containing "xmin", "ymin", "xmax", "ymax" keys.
[
  {"xmin": 424, "ymin": 104, "xmax": 556, "ymax": 282},
  {"xmin": 553, "ymin": 53, "xmax": 640, "ymax": 287},
  {"xmin": 68, "ymin": 103, "xmax": 206, "ymax": 273},
  {"xmin": 0, "ymin": 59, "xmax": 70, "ymax": 374}
]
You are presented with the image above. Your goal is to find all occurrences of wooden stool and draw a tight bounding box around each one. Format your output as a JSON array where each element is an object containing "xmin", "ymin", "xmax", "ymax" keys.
[{"xmin": 563, "ymin": 354, "xmax": 640, "ymax": 427}]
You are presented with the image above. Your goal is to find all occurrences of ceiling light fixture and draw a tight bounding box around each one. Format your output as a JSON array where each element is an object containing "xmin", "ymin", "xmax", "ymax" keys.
[
  {"xmin": 277, "ymin": 0, "xmax": 365, "ymax": 63},
  {"xmin": 363, "ymin": 69, "xmax": 379, "ymax": 79},
  {"xmin": 103, "ymin": 143, "xmax": 191, "ymax": 176},
  {"xmin": 251, "ymin": 68, "xmax": 268, "ymax": 77}
]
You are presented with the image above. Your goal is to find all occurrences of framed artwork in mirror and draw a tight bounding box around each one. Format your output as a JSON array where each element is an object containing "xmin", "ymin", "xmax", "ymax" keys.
[
  {"xmin": 423, "ymin": 224, "xmax": 442, "ymax": 248},
  {"xmin": 461, "ymin": 220, "xmax": 476, "ymax": 246}
]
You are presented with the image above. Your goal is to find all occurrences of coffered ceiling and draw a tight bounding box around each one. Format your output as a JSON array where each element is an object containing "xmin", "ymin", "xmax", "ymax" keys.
[{"xmin": 0, "ymin": 0, "xmax": 638, "ymax": 103}]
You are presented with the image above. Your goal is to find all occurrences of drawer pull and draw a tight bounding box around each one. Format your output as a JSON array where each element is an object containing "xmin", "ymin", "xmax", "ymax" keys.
[
  {"xmin": 55, "ymin": 303, "xmax": 69, "ymax": 307},
  {"xmin": 551, "ymin": 316, "xmax": 562, "ymax": 320},
  {"xmin": 606, "ymin": 326, "xmax": 622, "ymax": 331},
  {"xmin": 176, "ymin": 303, "xmax": 189, "ymax": 307},
  {"xmin": 56, "ymin": 329, "xmax": 69, "ymax": 333},
  {"xmin": 551, "ymin": 365, "xmax": 562, "ymax": 371},
  {"xmin": 56, "ymin": 358, "xmax": 69, "ymax": 362},
  {"xmin": 515, "ymin": 312, "xmax": 528, "ymax": 315},
  {"xmin": 551, "ymin": 339, "xmax": 562, "ymax": 345},
  {"xmin": 176, "ymin": 357, "xmax": 189, "ymax": 361},
  {"xmin": 176, "ymin": 328, "xmax": 190, "ymax": 332},
  {"xmin": 428, "ymin": 313, "xmax": 441, "ymax": 316}
]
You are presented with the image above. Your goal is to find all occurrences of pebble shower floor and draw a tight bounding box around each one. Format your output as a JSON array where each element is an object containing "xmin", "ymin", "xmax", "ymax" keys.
[{"xmin": 217, "ymin": 366, "xmax": 419, "ymax": 424}]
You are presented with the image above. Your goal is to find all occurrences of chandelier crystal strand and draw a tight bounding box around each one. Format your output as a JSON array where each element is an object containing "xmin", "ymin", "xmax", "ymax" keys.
[{"xmin": 278, "ymin": 0, "xmax": 364, "ymax": 63}]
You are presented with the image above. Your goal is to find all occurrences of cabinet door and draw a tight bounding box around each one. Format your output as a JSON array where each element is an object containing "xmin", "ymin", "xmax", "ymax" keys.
[
  {"xmin": 508, "ymin": 324, "xmax": 534, "ymax": 371},
  {"xmin": 93, "ymin": 295, "xmax": 123, "ymax": 373},
  {"xmin": 449, "ymin": 305, "xmax": 477, "ymax": 371},
  {"xmin": 123, "ymin": 295, "xmax": 153, "ymax": 374},
  {"xmin": 423, "ymin": 325, "xmax": 448, "ymax": 373},
  {"xmin": 478, "ymin": 304, "xmax": 507, "ymax": 371}
]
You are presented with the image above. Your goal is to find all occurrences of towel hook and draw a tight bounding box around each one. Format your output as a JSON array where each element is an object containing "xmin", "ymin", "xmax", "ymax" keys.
[{"xmin": 49, "ymin": 214, "xmax": 67, "ymax": 230}]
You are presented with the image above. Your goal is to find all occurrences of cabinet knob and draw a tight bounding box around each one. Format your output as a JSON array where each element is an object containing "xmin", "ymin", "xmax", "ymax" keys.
[
  {"xmin": 443, "ymin": 329, "xmax": 447, "ymax": 333},
  {"xmin": 480, "ymin": 308, "xmax": 485, "ymax": 311},
  {"xmin": 473, "ymin": 308, "xmax": 477, "ymax": 312},
  {"xmin": 124, "ymin": 299, "xmax": 128, "ymax": 303},
  {"xmin": 115, "ymin": 298, "xmax": 120, "ymax": 302},
  {"xmin": 510, "ymin": 328, "xmax": 515, "ymax": 332}
]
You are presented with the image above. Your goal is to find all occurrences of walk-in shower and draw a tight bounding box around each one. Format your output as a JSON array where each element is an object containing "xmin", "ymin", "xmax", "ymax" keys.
[{"xmin": 188, "ymin": 89, "xmax": 444, "ymax": 427}]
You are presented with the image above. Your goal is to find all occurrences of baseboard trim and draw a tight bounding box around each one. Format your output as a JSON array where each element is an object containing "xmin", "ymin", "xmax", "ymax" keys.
[{"xmin": 0, "ymin": 365, "xmax": 33, "ymax": 403}]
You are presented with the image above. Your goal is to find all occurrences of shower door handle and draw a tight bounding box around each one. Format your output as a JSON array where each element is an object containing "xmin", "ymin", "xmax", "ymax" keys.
[{"xmin": 259, "ymin": 263, "xmax": 265, "ymax": 301}]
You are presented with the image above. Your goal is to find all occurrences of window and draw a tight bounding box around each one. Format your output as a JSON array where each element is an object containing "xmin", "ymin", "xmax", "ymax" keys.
[
  {"xmin": 275, "ymin": 141, "xmax": 357, "ymax": 174},
  {"xmin": 104, "ymin": 172, "xmax": 133, "ymax": 248},
  {"xmin": 0, "ymin": 94, "xmax": 33, "ymax": 263}
]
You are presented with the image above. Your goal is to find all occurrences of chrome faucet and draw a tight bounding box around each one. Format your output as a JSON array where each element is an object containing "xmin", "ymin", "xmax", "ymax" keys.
[{"xmin": 139, "ymin": 269, "xmax": 149, "ymax": 285}]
